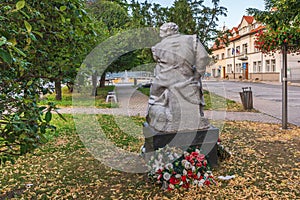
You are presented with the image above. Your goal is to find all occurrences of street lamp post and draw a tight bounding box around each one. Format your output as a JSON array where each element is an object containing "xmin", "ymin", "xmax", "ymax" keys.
[{"xmin": 282, "ymin": 43, "xmax": 288, "ymax": 129}]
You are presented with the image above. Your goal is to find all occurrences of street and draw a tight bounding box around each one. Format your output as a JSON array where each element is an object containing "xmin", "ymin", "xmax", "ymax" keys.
[{"xmin": 203, "ymin": 80, "xmax": 300, "ymax": 126}]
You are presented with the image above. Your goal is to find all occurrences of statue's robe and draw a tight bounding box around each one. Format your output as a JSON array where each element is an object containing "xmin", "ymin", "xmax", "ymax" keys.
[{"xmin": 147, "ymin": 34, "xmax": 210, "ymax": 132}]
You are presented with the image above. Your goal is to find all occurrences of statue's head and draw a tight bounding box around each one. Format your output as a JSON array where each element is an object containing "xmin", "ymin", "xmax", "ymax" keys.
[{"xmin": 159, "ymin": 22, "xmax": 179, "ymax": 38}]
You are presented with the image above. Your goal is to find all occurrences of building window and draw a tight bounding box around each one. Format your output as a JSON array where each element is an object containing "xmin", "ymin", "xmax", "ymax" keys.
[
  {"xmin": 221, "ymin": 53, "xmax": 225, "ymax": 60},
  {"xmin": 236, "ymin": 46, "xmax": 241, "ymax": 55},
  {"xmin": 242, "ymin": 43, "xmax": 248, "ymax": 54},
  {"xmin": 236, "ymin": 63, "xmax": 242, "ymax": 73},
  {"xmin": 227, "ymin": 48, "xmax": 231, "ymax": 57},
  {"xmin": 266, "ymin": 60, "xmax": 270, "ymax": 72},
  {"xmin": 271, "ymin": 59, "xmax": 276, "ymax": 72},
  {"xmin": 254, "ymin": 42, "xmax": 260, "ymax": 52},
  {"xmin": 216, "ymin": 54, "xmax": 219, "ymax": 60},
  {"xmin": 257, "ymin": 61, "xmax": 262, "ymax": 72},
  {"xmin": 227, "ymin": 64, "xmax": 232, "ymax": 73},
  {"xmin": 253, "ymin": 61, "xmax": 257, "ymax": 72}
]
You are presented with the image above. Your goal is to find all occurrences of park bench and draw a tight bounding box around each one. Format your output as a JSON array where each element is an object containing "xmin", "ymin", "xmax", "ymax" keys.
[{"xmin": 105, "ymin": 91, "xmax": 117, "ymax": 103}]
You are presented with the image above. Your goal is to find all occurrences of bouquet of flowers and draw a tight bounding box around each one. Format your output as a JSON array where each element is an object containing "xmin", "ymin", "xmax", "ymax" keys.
[{"xmin": 148, "ymin": 145, "xmax": 216, "ymax": 190}]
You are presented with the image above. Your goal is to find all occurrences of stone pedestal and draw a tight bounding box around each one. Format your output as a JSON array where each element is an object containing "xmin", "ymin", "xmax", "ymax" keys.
[{"xmin": 143, "ymin": 122, "xmax": 219, "ymax": 167}]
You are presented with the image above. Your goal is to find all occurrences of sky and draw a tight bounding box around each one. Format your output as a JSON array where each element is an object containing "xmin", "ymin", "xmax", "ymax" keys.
[{"xmin": 148, "ymin": 0, "xmax": 265, "ymax": 29}]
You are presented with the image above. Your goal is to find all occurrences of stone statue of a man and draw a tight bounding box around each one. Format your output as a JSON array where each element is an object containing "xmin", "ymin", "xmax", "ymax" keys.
[{"xmin": 146, "ymin": 22, "xmax": 210, "ymax": 132}]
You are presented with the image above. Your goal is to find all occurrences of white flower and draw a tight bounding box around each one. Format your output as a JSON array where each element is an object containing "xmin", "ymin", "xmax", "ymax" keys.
[
  {"xmin": 169, "ymin": 184, "xmax": 175, "ymax": 190},
  {"xmin": 165, "ymin": 163, "xmax": 173, "ymax": 170},
  {"xmin": 192, "ymin": 166, "xmax": 196, "ymax": 172},
  {"xmin": 174, "ymin": 153, "xmax": 180, "ymax": 159},
  {"xmin": 199, "ymin": 179, "xmax": 205, "ymax": 185},
  {"xmin": 175, "ymin": 174, "xmax": 181, "ymax": 179},
  {"xmin": 181, "ymin": 159, "xmax": 187, "ymax": 166},
  {"xmin": 153, "ymin": 159, "xmax": 164, "ymax": 171},
  {"xmin": 168, "ymin": 154, "xmax": 174, "ymax": 160},
  {"xmin": 184, "ymin": 151, "xmax": 190, "ymax": 157},
  {"xmin": 163, "ymin": 172, "xmax": 171, "ymax": 181},
  {"xmin": 183, "ymin": 169, "xmax": 187, "ymax": 176},
  {"xmin": 158, "ymin": 153, "xmax": 163, "ymax": 160},
  {"xmin": 195, "ymin": 149, "xmax": 201, "ymax": 154},
  {"xmin": 193, "ymin": 180, "xmax": 199, "ymax": 185},
  {"xmin": 184, "ymin": 161, "xmax": 191, "ymax": 170},
  {"xmin": 197, "ymin": 172, "xmax": 201, "ymax": 179},
  {"xmin": 179, "ymin": 181, "xmax": 183, "ymax": 186}
]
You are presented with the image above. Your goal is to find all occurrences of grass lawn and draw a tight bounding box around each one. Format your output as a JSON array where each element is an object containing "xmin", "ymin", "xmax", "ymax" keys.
[
  {"xmin": 138, "ymin": 87, "xmax": 245, "ymax": 112},
  {"xmin": 39, "ymin": 86, "xmax": 118, "ymax": 108},
  {"xmin": 0, "ymin": 114, "xmax": 299, "ymax": 199}
]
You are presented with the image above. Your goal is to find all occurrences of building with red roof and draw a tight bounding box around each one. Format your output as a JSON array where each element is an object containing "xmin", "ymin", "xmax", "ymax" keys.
[{"xmin": 209, "ymin": 15, "xmax": 300, "ymax": 82}]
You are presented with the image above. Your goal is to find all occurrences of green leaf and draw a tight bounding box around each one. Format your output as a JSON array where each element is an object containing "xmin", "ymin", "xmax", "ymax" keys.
[
  {"xmin": 16, "ymin": 0, "xmax": 25, "ymax": 10},
  {"xmin": 0, "ymin": 37, "xmax": 7, "ymax": 47},
  {"xmin": 24, "ymin": 20, "xmax": 32, "ymax": 33},
  {"xmin": 33, "ymin": 31, "xmax": 43, "ymax": 38},
  {"xmin": 59, "ymin": 13, "xmax": 66, "ymax": 23},
  {"xmin": 29, "ymin": 33, "xmax": 37, "ymax": 41},
  {"xmin": 12, "ymin": 46, "xmax": 26, "ymax": 57},
  {"xmin": 60, "ymin": 6, "xmax": 67, "ymax": 11},
  {"xmin": 0, "ymin": 49, "xmax": 12, "ymax": 65},
  {"xmin": 40, "ymin": 124, "xmax": 46, "ymax": 134},
  {"xmin": 45, "ymin": 111, "xmax": 52, "ymax": 123},
  {"xmin": 39, "ymin": 106, "xmax": 47, "ymax": 112}
]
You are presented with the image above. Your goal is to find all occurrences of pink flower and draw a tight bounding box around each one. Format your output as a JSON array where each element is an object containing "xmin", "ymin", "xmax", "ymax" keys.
[{"xmin": 197, "ymin": 154, "xmax": 205, "ymax": 162}]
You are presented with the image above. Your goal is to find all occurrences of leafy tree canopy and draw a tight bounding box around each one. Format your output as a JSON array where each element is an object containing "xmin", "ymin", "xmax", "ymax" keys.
[
  {"xmin": 0, "ymin": 0, "xmax": 105, "ymax": 163},
  {"xmin": 248, "ymin": 0, "xmax": 300, "ymax": 53}
]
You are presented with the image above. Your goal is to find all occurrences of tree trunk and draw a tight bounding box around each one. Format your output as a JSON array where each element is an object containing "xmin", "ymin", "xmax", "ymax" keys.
[
  {"xmin": 91, "ymin": 71, "xmax": 98, "ymax": 96},
  {"xmin": 99, "ymin": 72, "xmax": 106, "ymax": 88},
  {"xmin": 66, "ymin": 82, "xmax": 74, "ymax": 93},
  {"xmin": 55, "ymin": 79, "xmax": 62, "ymax": 101}
]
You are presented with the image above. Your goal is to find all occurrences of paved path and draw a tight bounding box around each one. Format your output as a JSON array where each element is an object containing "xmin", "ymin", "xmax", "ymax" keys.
[{"xmin": 59, "ymin": 84, "xmax": 282, "ymax": 124}]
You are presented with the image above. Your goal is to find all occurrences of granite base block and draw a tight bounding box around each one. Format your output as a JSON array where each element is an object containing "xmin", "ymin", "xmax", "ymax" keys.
[{"xmin": 143, "ymin": 122, "xmax": 219, "ymax": 167}]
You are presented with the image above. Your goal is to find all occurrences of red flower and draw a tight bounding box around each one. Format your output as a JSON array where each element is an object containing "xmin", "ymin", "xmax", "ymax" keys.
[
  {"xmin": 181, "ymin": 175, "xmax": 187, "ymax": 182},
  {"xmin": 187, "ymin": 170, "xmax": 193, "ymax": 178},
  {"xmin": 193, "ymin": 174, "xmax": 198, "ymax": 180},
  {"xmin": 204, "ymin": 180, "xmax": 211, "ymax": 186},
  {"xmin": 196, "ymin": 162, "xmax": 202, "ymax": 167},
  {"xmin": 169, "ymin": 177, "xmax": 180, "ymax": 185},
  {"xmin": 190, "ymin": 159, "xmax": 195, "ymax": 166},
  {"xmin": 191, "ymin": 152, "xmax": 199, "ymax": 157},
  {"xmin": 185, "ymin": 155, "xmax": 191, "ymax": 161},
  {"xmin": 182, "ymin": 182, "xmax": 190, "ymax": 189}
]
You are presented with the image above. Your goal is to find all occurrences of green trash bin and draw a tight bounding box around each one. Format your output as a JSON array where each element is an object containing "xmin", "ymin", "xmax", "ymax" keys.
[{"xmin": 239, "ymin": 87, "xmax": 253, "ymax": 110}]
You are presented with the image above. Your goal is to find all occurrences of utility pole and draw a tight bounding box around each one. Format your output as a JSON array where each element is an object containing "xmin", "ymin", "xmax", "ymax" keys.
[
  {"xmin": 233, "ymin": 42, "xmax": 236, "ymax": 79},
  {"xmin": 282, "ymin": 43, "xmax": 288, "ymax": 129}
]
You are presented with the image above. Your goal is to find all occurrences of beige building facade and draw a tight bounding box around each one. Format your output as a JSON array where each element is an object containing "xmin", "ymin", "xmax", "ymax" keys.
[{"xmin": 210, "ymin": 16, "xmax": 300, "ymax": 82}]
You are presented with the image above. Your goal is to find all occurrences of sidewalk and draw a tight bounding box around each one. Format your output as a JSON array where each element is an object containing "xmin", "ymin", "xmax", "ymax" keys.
[{"xmin": 58, "ymin": 85, "xmax": 281, "ymax": 124}]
